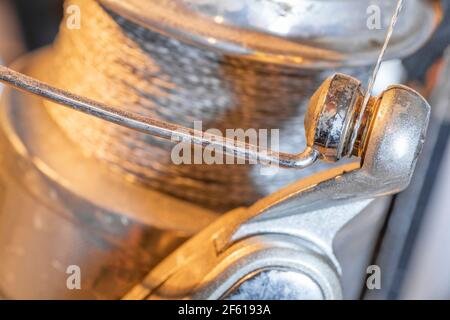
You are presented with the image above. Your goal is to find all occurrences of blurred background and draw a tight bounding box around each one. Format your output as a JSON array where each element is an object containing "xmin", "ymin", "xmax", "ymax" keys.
[{"xmin": 0, "ymin": 0, "xmax": 449, "ymax": 299}]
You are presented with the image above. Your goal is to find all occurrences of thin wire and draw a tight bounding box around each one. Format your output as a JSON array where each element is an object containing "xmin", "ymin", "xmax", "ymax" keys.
[{"xmin": 349, "ymin": 0, "xmax": 404, "ymax": 151}]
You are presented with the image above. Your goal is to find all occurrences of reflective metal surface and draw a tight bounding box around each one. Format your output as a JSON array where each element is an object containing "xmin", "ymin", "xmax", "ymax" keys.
[
  {"xmin": 305, "ymin": 74, "xmax": 363, "ymax": 162},
  {"xmin": 0, "ymin": 57, "xmax": 218, "ymax": 299},
  {"xmin": 0, "ymin": 0, "xmax": 438, "ymax": 300},
  {"xmin": 225, "ymin": 270, "xmax": 325, "ymax": 300},
  {"xmin": 0, "ymin": 65, "xmax": 320, "ymax": 169},
  {"xmin": 100, "ymin": 0, "xmax": 439, "ymax": 67},
  {"xmin": 124, "ymin": 83, "xmax": 430, "ymax": 300}
]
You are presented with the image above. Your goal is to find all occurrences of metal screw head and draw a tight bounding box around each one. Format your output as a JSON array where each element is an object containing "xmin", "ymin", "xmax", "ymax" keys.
[{"xmin": 304, "ymin": 73, "xmax": 363, "ymax": 162}]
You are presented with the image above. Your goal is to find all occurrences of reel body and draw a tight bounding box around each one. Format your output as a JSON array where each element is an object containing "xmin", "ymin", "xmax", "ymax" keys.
[
  {"xmin": 124, "ymin": 76, "xmax": 430, "ymax": 300},
  {"xmin": 0, "ymin": 0, "xmax": 438, "ymax": 299}
]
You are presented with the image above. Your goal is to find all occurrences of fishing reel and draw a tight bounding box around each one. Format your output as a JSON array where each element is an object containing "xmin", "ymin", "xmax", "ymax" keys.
[
  {"xmin": 0, "ymin": 64, "xmax": 431, "ymax": 300},
  {"xmin": 0, "ymin": 0, "xmax": 435, "ymax": 300},
  {"xmin": 122, "ymin": 73, "xmax": 430, "ymax": 300}
]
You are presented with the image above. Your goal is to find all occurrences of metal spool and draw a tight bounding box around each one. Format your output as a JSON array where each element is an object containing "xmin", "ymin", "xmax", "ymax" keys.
[{"xmin": 33, "ymin": 0, "xmax": 436, "ymax": 210}]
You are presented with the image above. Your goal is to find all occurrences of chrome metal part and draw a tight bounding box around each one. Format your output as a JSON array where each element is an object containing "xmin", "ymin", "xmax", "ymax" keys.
[
  {"xmin": 0, "ymin": 61, "xmax": 431, "ymax": 299},
  {"xmin": 124, "ymin": 84, "xmax": 430, "ymax": 300},
  {"xmin": 305, "ymin": 74, "xmax": 363, "ymax": 162},
  {"xmin": 0, "ymin": 65, "xmax": 319, "ymax": 169},
  {"xmin": 0, "ymin": 66, "xmax": 415, "ymax": 171},
  {"xmin": 25, "ymin": 0, "xmax": 438, "ymax": 210},
  {"xmin": 0, "ymin": 57, "xmax": 431, "ymax": 299},
  {"xmin": 0, "ymin": 0, "xmax": 438, "ymax": 300},
  {"xmin": 99, "ymin": 0, "xmax": 438, "ymax": 68}
]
